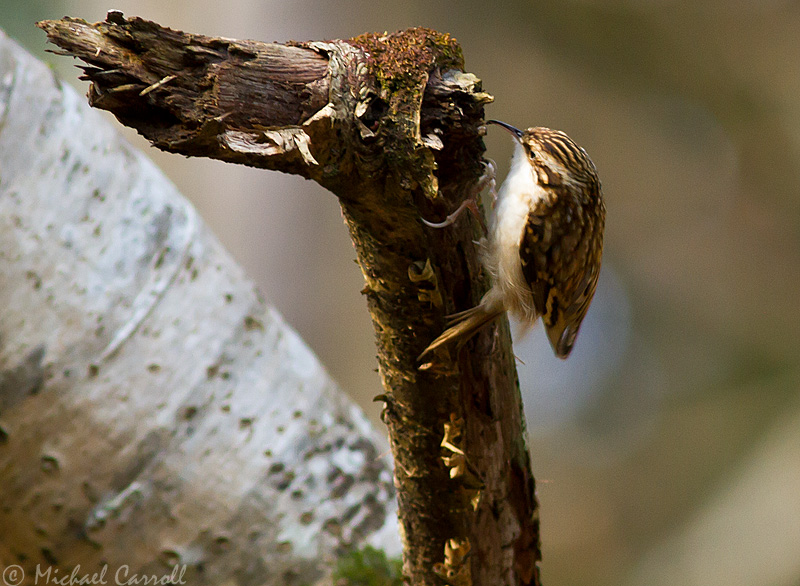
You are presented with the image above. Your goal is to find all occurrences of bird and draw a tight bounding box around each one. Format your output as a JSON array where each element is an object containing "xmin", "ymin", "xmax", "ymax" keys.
[{"xmin": 419, "ymin": 120, "xmax": 605, "ymax": 360}]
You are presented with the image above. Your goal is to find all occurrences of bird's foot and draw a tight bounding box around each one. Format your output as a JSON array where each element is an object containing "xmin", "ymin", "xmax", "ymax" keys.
[
  {"xmin": 421, "ymin": 159, "xmax": 495, "ymax": 232},
  {"xmin": 421, "ymin": 198, "xmax": 483, "ymax": 229},
  {"xmin": 479, "ymin": 159, "xmax": 497, "ymax": 206}
]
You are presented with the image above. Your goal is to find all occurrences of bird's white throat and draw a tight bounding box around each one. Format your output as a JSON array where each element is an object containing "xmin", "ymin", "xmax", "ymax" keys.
[{"xmin": 486, "ymin": 140, "xmax": 547, "ymax": 320}]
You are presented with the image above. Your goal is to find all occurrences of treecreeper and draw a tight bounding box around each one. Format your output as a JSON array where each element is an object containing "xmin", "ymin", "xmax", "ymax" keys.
[{"xmin": 420, "ymin": 120, "xmax": 606, "ymax": 360}]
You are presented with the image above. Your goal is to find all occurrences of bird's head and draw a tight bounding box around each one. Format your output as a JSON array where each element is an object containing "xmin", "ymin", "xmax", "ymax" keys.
[{"xmin": 487, "ymin": 120, "xmax": 601, "ymax": 197}]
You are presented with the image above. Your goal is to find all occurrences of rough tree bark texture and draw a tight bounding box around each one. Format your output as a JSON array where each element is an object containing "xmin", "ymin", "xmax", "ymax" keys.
[
  {"xmin": 37, "ymin": 14, "xmax": 541, "ymax": 586},
  {"xmin": 0, "ymin": 30, "xmax": 398, "ymax": 586}
]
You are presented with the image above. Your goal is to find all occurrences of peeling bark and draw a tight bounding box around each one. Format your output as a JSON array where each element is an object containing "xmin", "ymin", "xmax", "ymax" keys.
[{"xmin": 35, "ymin": 14, "xmax": 542, "ymax": 585}]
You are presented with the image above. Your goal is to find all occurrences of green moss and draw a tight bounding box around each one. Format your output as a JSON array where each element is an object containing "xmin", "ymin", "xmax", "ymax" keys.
[
  {"xmin": 332, "ymin": 546, "xmax": 403, "ymax": 586},
  {"xmin": 350, "ymin": 28, "xmax": 463, "ymax": 96},
  {"xmin": 348, "ymin": 28, "xmax": 464, "ymax": 198}
]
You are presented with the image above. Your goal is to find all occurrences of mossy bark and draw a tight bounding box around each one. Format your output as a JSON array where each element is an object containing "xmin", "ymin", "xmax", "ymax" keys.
[{"xmin": 38, "ymin": 14, "xmax": 541, "ymax": 585}]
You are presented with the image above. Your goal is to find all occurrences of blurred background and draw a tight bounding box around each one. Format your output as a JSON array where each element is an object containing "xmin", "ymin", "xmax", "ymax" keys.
[{"xmin": 3, "ymin": 1, "xmax": 800, "ymax": 584}]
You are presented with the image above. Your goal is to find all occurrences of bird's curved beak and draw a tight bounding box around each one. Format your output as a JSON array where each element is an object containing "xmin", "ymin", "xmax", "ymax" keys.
[{"xmin": 486, "ymin": 119, "xmax": 523, "ymax": 140}]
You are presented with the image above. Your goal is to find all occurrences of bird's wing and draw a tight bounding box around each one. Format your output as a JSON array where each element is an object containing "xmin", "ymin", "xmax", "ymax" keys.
[
  {"xmin": 518, "ymin": 202, "xmax": 551, "ymax": 318},
  {"xmin": 519, "ymin": 190, "xmax": 604, "ymax": 357}
]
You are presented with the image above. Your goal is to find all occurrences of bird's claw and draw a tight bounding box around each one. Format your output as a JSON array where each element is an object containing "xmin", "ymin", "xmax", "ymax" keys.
[
  {"xmin": 421, "ymin": 198, "xmax": 478, "ymax": 229},
  {"xmin": 481, "ymin": 159, "xmax": 498, "ymax": 205},
  {"xmin": 421, "ymin": 159, "xmax": 495, "ymax": 232}
]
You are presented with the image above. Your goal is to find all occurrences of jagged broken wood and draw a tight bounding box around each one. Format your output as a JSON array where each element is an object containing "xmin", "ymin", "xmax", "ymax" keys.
[{"xmin": 38, "ymin": 13, "xmax": 542, "ymax": 586}]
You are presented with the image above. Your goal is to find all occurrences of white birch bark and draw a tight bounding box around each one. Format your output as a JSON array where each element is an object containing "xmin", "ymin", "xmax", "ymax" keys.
[{"xmin": 0, "ymin": 30, "xmax": 398, "ymax": 586}]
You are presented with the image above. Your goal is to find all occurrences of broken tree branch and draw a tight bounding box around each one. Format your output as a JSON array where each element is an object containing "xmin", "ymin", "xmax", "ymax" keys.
[{"xmin": 38, "ymin": 13, "xmax": 541, "ymax": 585}]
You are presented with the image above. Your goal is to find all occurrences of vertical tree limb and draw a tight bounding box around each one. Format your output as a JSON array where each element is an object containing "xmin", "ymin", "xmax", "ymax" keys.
[{"xmin": 37, "ymin": 14, "xmax": 541, "ymax": 585}]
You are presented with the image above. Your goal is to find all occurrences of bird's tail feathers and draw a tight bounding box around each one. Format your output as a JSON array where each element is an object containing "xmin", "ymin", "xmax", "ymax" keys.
[{"xmin": 418, "ymin": 304, "xmax": 504, "ymax": 361}]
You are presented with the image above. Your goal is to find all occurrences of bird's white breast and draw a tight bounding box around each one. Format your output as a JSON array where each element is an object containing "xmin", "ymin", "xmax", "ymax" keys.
[{"xmin": 485, "ymin": 141, "xmax": 548, "ymax": 320}]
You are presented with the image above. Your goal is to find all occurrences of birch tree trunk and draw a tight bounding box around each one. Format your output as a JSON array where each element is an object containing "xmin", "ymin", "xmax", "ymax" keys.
[{"xmin": 0, "ymin": 29, "xmax": 398, "ymax": 586}]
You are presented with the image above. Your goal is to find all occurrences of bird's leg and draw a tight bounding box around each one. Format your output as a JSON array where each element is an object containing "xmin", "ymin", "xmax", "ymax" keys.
[{"xmin": 422, "ymin": 159, "xmax": 496, "ymax": 233}]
